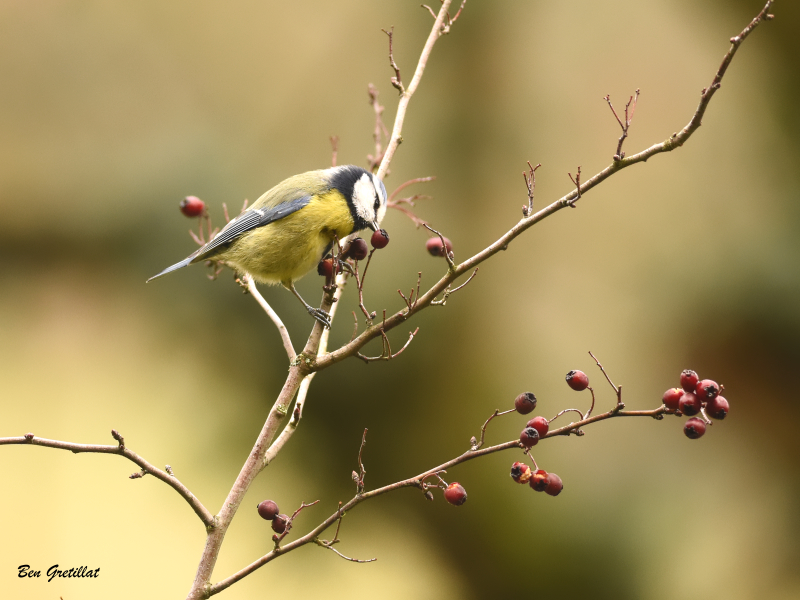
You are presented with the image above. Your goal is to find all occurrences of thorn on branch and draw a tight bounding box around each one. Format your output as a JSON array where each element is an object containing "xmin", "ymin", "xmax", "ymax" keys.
[
  {"xmin": 604, "ymin": 89, "xmax": 640, "ymax": 161},
  {"xmin": 381, "ymin": 27, "xmax": 405, "ymax": 94},
  {"xmin": 522, "ymin": 161, "xmax": 541, "ymax": 217}
]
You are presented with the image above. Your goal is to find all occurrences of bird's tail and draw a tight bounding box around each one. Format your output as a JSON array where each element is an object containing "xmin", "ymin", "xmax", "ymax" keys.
[{"xmin": 146, "ymin": 257, "xmax": 195, "ymax": 282}]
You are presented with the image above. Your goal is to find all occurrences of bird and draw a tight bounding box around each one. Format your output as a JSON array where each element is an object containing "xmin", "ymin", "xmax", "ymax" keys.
[{"xmin": 148, "ymin": 165, "xmax": 387, "ymax": 328}]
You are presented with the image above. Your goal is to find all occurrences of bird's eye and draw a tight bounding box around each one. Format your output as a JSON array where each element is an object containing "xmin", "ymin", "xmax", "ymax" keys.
[{"xmin": 374, "ymin": 198, "xmax": 380, "ymax": 211}]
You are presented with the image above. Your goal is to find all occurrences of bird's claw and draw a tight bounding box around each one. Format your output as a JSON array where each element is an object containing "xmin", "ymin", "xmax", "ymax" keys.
[{"xmin": 308, "ymin": 307, "xmax": 332, "ymax": 329}]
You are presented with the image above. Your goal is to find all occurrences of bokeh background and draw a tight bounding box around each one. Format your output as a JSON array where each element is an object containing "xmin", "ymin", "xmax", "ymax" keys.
[{"xmin": 1, "ymin": 1, "xmax": 798, "ymax": 598}]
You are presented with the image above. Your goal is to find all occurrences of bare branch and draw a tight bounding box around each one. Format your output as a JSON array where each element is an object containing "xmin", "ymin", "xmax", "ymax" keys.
[
  {"xmin": 0, "ymin": 432, "xmax": 214, "ymax": 528},
  {"xmin": 471, "ymin": 408, "xmax": 515, "ymax": 450},
  {"xmin": 240, "ymin": 274, "xmax": 295, "ymax": 362},
  {"xmin": 382, "ymin": 27, "xmax": 405, "ymax": 94}
]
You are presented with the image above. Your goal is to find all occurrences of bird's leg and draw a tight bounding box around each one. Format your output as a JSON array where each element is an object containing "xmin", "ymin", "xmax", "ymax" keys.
[{"xmin": 284, "ymin": 282, "xmax": 331, "ymax": 329}]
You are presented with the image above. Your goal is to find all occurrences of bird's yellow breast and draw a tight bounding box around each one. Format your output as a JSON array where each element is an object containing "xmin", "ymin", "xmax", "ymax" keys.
[{"xmin": 216, "ymin": 190, "xmax": 355, "ymax": 285}]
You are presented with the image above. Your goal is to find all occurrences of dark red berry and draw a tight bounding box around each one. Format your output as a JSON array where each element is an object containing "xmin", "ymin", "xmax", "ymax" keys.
[
  {"xmin": 370, "ymin": 228, "xmax": 390, "ymax": 249},
  {"xmin": 679, "ymin": 392, "xmax": 702, "ymax": 416},
  {"xmin": 519, "ymin": 426, "xmax": 540, "ymax": 448},
  {"xmin": 527, "ymin": 416, "xmax": 549, "ymax": 438},
  {"xmin": 444, "ymin": 482, "xmax": 467, "ymax": 506},
  {"xmin": 317, "ymin": 258, "xmax": 333, "ymax": 278},
  {"xmin": 566, "ymin": 370, "xmax": 589, "ymax": 391},
  {"xmin": 425, "ymin": 236, "xmax": 453, "ymax": 257},
  {"xmin": 680, "ymin": 370, "xmax": 699, "ymax": 393},
  {"xmin": 529, "ymin": 469, "xmax": 549, "ymax": 492},
  {"xmin": 271, "ymin": 514, "xmax": 289, "ymax": 534},
  {"xmin": 545, "ymin": 473, "xmax": 563, "ymax": 496},
  {"xmin": 684, "ymin": 417, "xmax": 706, "ymax": 439},
  {"xmin": 343, "ymin": 237, "xmax": 369, "ymax": 261},
  {"xmin": 510, "ymin": 462, "xmax": 532, "ymax": 484},
  {"xmin": 179, "ymin": 195, "xmax": 205, "ymax": 217},
  {"xmin": 695, "ymin": 379, "xmax": 720, "ymax": 402},
  {"xmin": 257, "ymin": 500, "xmax": 279, "ymax": 521},
  {"xmin": 514, "ymin": 392, "xmax": 537, "ymax": 415},
  {"xmin": 706, "ymin": 395, "xmax": 729, "ymax": 420},
  {"xmin": 663, "ymin": 388, "xmax": 683, "ymax": 411}
]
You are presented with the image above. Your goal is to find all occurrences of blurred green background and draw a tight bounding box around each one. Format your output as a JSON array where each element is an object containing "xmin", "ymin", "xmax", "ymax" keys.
[{"xmin": 1, "ymin": 1, "xmax": 798, "ymax": 598}]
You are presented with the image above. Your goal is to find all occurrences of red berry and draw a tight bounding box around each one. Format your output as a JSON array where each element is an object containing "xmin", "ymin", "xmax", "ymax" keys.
[
  {"xmin": 343, "ymin": 237, "xmax": 369, "ymax": 261},
  {"xmin": 695, "ymin": 379, "xmax": 720, "ymax": 402},
  {"xmin": 514, "ymin": 392, "xmax": 537, "ymax": 415},
  {"xmin": 529, "ymin": 469, "xmax": 549, "ymax": 492},
  {"xmin": 317, "ymin": 258, "xmax": 333, "ymax": 278},
  {"xmin": 527, "ymin": 416, "xmax": 549, "ymax": 438},
  {"xmin": 663, "ymin": 388, "xmax": 683, "ymax": 410},
  {"xmin": 444, "ymin": 482, "xmax": 467, "ymax": 506},
  {"xmin": 679, "ymin": 392, "xmax": 701, "ymax": 416},
  {"xmin": 370, "ymin": 228, "xmax": 390, "ymax": 249},
  {"xmin": 510, "ymin": 462, "xmax": 532, "ymax": 484},
  {"xmin": 179, "ymin": 195, "xmax": 205, "ymax": 217},
  {"xmin": 271, "ymin": 514, "xmax": 289, "ymax": 534},
  {"xmin": 425, "ymin": 236, "xmax": 453, "ymax": 257},
  {"xmin": 566, "ymin": 370, "xmax": 589, "ymax": 391},
  {"xmin": 544, "ymin": 473, "xmax": 563, "ymax": 497},
  {"xmin": 257, "ymin": 500, "xmax": 279, "ymax": 521},
  {"xmin": 680, "ymin": 370, "xmax": 699, "ymax": 393},
  {"xmin": 706, "ymin": 395, "xmax": 729, "ymax": 420},
  {"xmin": 519, "ymin": 426, "xmax": 540, "ymax": 448},
  {"xmin": 684, "ymin": 417, "xmax": 706, "ymax": 439}
]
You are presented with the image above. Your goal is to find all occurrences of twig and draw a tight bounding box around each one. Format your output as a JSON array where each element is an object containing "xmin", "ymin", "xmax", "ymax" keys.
[
  {"xmin": 272, "ymin": 500, "xmax": 320, "ymax": 546},
  {"xmin": 367, "ymin": 85, "xmax": 388, "ymax": 171},
  {"xmin": 241, "ymin": 274, "xmax": 296, "ymax": 362},
  {"xmin": 471, "ymin": 408, "xmax": 516, "ymax": 450},
  {"xmin": 356, "ymin": 327, "xmax": 419, "ymax": 363},
  {"xmin": 430, "ymin": 268, "xmax": 478, "ymax": 306},
  {"xmin": 422, "ymin": 223, "xmax": 455, "ymax": 270},
  {"xmin": 522, "ymin": 161, "xmax": 541, "ymax": 217},
  {"xmin": 567, "ymin": 166, "xmax": 582, "ymax": 207},
  {"xmin": 388, "ymin": 176, "xmax": 436, "ymax": 203},
  {"xmin": 604, "ymin": 89, "xmax": 640, "ymax": 160},
  {"xmin": 382, "ymin": 27, "xmax": 405, "ymax": 94},
  {"xmin": 330, "ymin": 135, "xmax": 339, "ymax": 167},
  {"xmin": 589, "ymin": 350, "xmax": 623, "ymax": 409},
  {"xmin": 0, "ymin": 432, "xmax": 214, "ymax": 528}
]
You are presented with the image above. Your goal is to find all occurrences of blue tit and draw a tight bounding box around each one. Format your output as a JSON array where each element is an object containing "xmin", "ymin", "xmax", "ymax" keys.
[{"xmin": 148, "ymin": 165, "xmax": 388, "ymax": 328}]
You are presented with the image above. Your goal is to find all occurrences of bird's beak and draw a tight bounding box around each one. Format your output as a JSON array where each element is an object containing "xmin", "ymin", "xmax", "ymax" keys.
[{"xmin": 369, "ymin": 220, "xmax": 380, "ymax": 232}]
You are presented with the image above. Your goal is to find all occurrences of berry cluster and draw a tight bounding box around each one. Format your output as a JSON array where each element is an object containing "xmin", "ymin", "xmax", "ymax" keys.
[
  {"xmin": 317, "ymin": 231, "xmax": 390, "ymax": 285},
  {"xmin": 510, "ymin": 391, "xmax": 564, "ymax": 497},
  {"xmin": 257, "ymin": 499, "xmax": 289, "ymax": 534},
  {"xmin": 662, "ymin": 369, "xmax": 729, "ymax": 440}
]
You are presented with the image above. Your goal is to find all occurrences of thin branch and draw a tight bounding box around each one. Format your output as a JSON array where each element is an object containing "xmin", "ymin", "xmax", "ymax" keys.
[
  {"xmin": 589, "ymin": 350, "xmax": 623, "ymax": 409},
  {"xmin": 241, "ymin": 274, "xmax": 296, "ymax": 362},
  {"xmin": 356, "ymin": 327, "xmax": 420, "ymax": 362},
  {"xmin": 522, "ymin": 161, "xmax": 541, "ymax": 217},
  {"xmin": 0, "ymin": 432, "xmax": 214, "ymax": 528},
  {"xmin": 388, "ymin": 176, "xmax": 436, "ymax": 203}
]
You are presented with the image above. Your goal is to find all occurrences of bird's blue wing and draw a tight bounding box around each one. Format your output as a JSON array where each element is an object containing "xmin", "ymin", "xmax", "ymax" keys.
[
  {"xmin": 147, "ymin": 195, "xmax": 311, "ymax": 282},
  {"xmin": 193, "ymin": 196, "xmax": 311, "ymax": 260}
]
